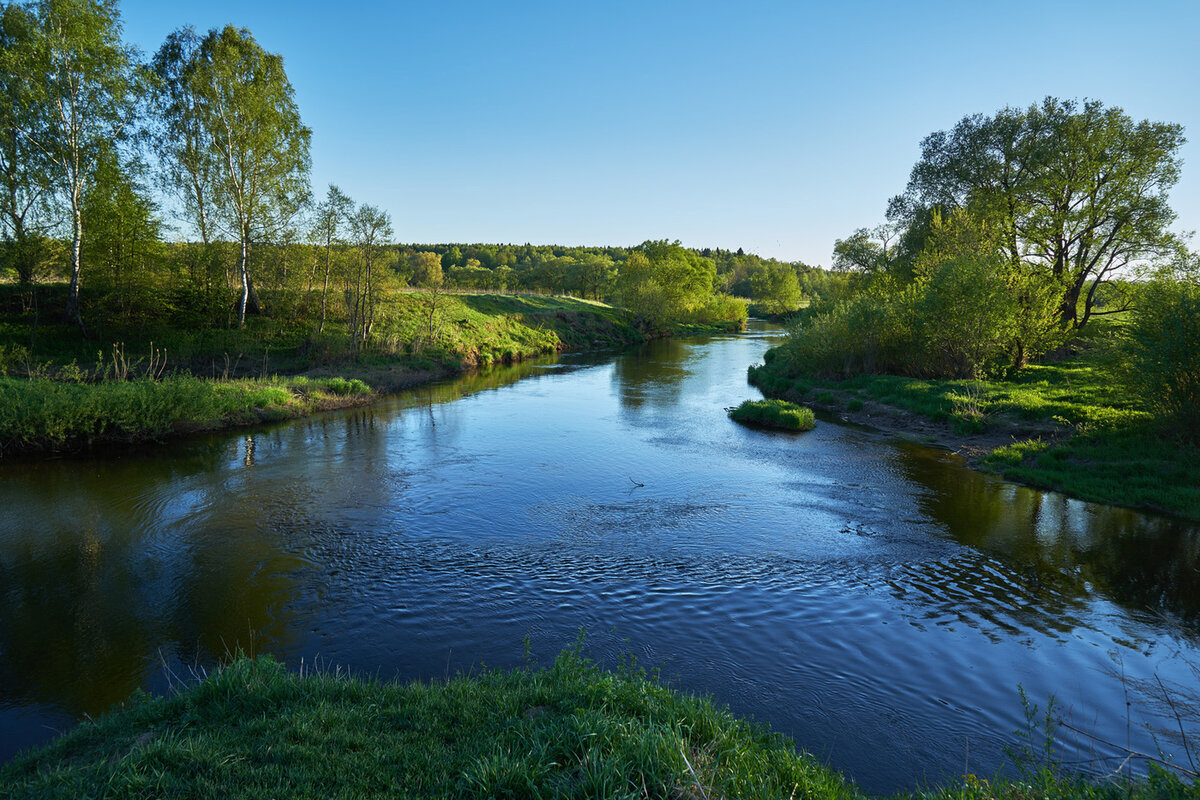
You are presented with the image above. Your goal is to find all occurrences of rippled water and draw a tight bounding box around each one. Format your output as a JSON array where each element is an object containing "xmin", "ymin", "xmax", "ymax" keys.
[{"xmin": 1, "ymin": 322, "xmax": 1198, "ymax": 793}]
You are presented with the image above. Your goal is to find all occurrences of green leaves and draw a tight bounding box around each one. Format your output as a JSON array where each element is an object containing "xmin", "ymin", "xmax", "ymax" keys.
[{"xmin": 897, "ymin": 97, "xmax": 1185, "ymax": 329}]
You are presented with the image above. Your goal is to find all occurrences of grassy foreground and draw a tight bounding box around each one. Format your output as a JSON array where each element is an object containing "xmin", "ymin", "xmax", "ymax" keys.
[
  {"xmin": 749, "ymin": 349, "xmax": 1200, "ymax": 521},
  {"xmin": 2, "ymin": 650, "xmax": 1195, "ymax": 800}
]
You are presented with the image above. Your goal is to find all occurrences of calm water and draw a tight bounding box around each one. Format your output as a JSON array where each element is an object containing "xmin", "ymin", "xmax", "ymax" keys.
[{"xmin": 2, "ymin": 321, "xmax": 1198, "ymax": 793}]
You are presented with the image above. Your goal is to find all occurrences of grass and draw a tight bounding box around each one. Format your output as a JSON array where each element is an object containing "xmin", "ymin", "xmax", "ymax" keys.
[
  {"xmin": 0, "ymin": 647, "xmax": 856, "ymax": 800},
  {"xmin": 749, "ymin": 348, "xmax": 1200, "ymax": 521},
  {"xmin": 1, "ymin": 647, "xmax": 1195, "ymax": 800},
  {"xmin": 0, "ymin": 288, "xmax": 654, "ymax": 456},
  {"xmin": 0, "ymin": 374, "xmax": 371, "ymax": 456},
  {"xmin": 729, "ymin": 398, "xmax": 816, "ymax": 431},
  {"xmin": 0, "ymin": 287, "xmax": 647, "ymax": 378}
]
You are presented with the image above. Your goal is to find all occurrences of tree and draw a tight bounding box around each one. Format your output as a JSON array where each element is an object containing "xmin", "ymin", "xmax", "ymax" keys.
[
  {"xmin": 411, "ymin": 250, "xmax": 442, "ymax": 289},
  {"xmin": 150, "ymin": 26, "xmax": 213, "ymax": 245},
  {"xmin": 158, "ymin": 24, "xmax": 311, "ymax": 327},
  {"xmin": 0, "ymin": 2, "xmax": 57, "ymax": 308},
  {"xmin": 26, "ymin": 0, "xmax": 141, "ymax": 332},
  {"xmin": 344, "ymin": 202, "xmax": 393, "ymax": 355},
  {"xmin": 617, "ymin": 240, "xmax": 721, "ymax": 330},
  {"xmin": 80, "ymin": 145, "xmax": 161, "ymax": 322},
  {"xmin": 308, "ymin": 183, "xmax": 351, "ymax": 333},
  {"xmin": 749, "ymin": 260, "xmax": 803, "ymax": 316},
  {"xmin": 1121, "ymin": 271, "xmax": 1200, "ymax": 439},
  {"xmin": 895, "ymin": 98, "xmax": 1185, "ymax": 328},
  {"xmin": 832, "ymin": 223, "xmax": 898, "ymax": 276}
]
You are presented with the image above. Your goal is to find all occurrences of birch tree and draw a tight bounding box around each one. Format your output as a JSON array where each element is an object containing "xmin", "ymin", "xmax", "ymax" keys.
[
  {"xmin": 0, "ymin": 2, "xmax": 56, "ymax": 307},
  {"xmin": 159, "ymin": 25, "xmax": 310, "ymax": 327},
  {"xmin": 29, "ymin": 0, "xmax": 139, "ymax": 332}
]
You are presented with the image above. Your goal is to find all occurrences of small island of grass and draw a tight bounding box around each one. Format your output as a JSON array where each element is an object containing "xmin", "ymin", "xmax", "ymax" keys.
[{"xmin": 728, "ymin": 398, "xmax": 816, "ymax": 431}]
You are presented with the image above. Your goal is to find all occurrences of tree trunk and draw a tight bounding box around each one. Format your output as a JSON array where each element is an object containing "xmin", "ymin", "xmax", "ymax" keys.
[
  {"xmin": 64, "ymin": 203, "xmax": 85, "ymax": 334},
  {"xmin": 237, "ymin": 235, "xmax": 249, "ymax": 327}
]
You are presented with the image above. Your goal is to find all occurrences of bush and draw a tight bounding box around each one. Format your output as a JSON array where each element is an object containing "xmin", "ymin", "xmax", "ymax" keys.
[{"xmin": 1120, "ymin": 277, "xmax": 1200, "ymax": 439}]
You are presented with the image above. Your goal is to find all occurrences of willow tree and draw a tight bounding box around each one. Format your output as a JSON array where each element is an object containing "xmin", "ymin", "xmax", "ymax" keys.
[
  {"xmin": 156, "ymin": 24, "xmax": 310, "ymax": 327},
  {"xmin": 894, "ymin": 98, "xmax": 1184, "ymax": 328}
]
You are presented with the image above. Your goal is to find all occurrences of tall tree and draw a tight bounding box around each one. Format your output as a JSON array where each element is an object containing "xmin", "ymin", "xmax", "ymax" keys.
[
  {"xmin": 161, "ymin": 24, "xmax": 311, "ymax": 327},
  {"xmin": 895, "ymin": 98, "xmax": 1185, "ymax": 328},
  {"xmin": 0, "ymin": 2, "xmax": 56, "ymax": 308},
  {"xmin": 80, "ymin": 145, "xmax": 160, "ymax": 321},
  {"xmin": 150, "ymin": 26, "xmax": 214, "ymax": 245},
  {"xmin": 27, "ymin": 0, "xmax": 140, "ymax": 332}
]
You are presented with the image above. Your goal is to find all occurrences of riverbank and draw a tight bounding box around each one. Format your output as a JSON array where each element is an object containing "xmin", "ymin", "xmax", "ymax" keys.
[
  {"xmin": 749, "ymin": 350, "xmax": 1200, "ymax": 522},
  {"xmin": 1, "ymin": 651, "xmax": 1190, "ymax": 799},
  {"xmin": 0, "ymin": 291, "xmax": 746, "ymax": 457}
]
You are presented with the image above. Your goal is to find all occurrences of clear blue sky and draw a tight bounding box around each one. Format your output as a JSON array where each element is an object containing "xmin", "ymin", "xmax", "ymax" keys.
[{"xmin": 118, "ymin": 0, "xmax": 1200, "ymax": 266}]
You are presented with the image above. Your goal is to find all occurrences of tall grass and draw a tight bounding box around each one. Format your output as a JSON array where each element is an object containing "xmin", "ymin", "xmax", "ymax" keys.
[{"xmin": 0, "ymin": 374, "xmax": 370, "ymax": 455}]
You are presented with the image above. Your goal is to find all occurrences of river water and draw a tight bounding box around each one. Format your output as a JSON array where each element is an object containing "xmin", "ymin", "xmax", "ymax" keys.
[{"xmin": 1, "ymin": 321, "xmax": 1198, "ymax": 793}]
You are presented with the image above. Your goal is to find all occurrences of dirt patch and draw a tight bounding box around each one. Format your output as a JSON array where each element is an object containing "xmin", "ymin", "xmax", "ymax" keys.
[{"xmin": 776, "ymin": 384, "xmax": 1066, "ymax": 465}]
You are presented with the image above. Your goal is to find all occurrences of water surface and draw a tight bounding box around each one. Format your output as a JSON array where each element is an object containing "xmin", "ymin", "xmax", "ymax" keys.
[{"xmin": 1, "ymin": 322, "xmax": 1197, "ymax": 793}]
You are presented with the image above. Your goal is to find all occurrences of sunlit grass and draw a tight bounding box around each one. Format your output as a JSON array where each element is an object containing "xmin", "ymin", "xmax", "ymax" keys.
[
  {"xmin": 729, "ymin": 398, "xmax": 816, "ymax": 431},
  {"xmin": 0, "ymin": 374, "xmax": 370, "ymax": 455},
  {"xmin": 2, "ymin": 646, "xmax": 1194, "ymax": 799},
  {"xmin": 749, "ymin": 346, "xmax": 1200, "ymax": 521}
]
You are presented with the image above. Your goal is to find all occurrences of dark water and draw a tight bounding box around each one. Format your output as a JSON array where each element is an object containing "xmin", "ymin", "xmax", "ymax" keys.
[{"xmin": 1, "ymin": 322, "xmax": 1198, "ymax": 793}]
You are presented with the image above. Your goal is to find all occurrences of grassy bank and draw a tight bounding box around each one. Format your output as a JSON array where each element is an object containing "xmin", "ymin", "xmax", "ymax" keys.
[
  {"xmin": 749, "ymin": 350, "xmax": 1200, "ymax": 521},
  {"xmin": 0, "ymin": 374, "xmax": 373, "ymax": 456},
  {"xmin": 0, "ymin": 290, "xmax": 663, "ymax": 457},
  {"xmin": 1, "ymin": 650, "xmax": 1193, "ymax": 799}
]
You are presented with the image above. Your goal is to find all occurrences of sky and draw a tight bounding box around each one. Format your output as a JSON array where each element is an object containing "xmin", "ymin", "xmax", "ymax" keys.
[{"xmin": 116, "ymin": 0, "xmax": 1200, "ymax": 266}]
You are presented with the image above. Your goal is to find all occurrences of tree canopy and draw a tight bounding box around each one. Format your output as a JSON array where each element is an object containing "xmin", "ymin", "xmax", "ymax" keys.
[{"xmin": 892, "ymin": 97, "xmax": 1185, "ymax": 328}]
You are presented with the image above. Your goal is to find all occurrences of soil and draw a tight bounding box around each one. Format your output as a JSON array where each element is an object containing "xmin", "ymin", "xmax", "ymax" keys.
[{"xmin": 776, "ymin": 384, "xmax": 1066, "ymax": 466}]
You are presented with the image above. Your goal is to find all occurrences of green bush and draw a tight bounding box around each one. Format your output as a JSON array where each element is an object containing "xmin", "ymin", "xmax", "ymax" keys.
[{"xmin": 1120, "ymin": 277, "xmax": 1200, "ymax": 439}]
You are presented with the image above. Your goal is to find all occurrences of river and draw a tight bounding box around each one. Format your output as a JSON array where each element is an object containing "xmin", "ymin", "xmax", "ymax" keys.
[{"xmin": 1, "ymin": 320, "xmax": 1198, "ymax": 793}]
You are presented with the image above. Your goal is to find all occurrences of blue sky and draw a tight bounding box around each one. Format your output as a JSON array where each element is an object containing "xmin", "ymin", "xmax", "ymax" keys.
[{"xmin": 118, "ymin": 0, "xmax": 1200, "ymax": 266}]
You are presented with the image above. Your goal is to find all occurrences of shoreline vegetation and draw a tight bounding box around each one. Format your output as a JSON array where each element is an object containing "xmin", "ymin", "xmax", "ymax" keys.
[
  {"xmin": 749, "ymin": 333, "xmax": 1200, "ymax": 522},
  {"xmin": 744, "ymin": 96, "xmax": 1200, "ymax": 524},
  {"xmin": 1, "ymin": 649, "xmax": 1193, "ymax": 800},
  {"xmin": 0, "ymin": 287, "xmax": 746, "ymax": 458}
]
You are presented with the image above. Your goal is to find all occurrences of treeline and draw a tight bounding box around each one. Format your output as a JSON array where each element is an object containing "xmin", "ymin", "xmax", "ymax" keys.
[
  {"xmin": 772, "ymin": 97, "xmax": 1198, "ymax": 436},
  {"xmin": 0, "ymin": 0, "xmax": 826, "ymax": 354}
]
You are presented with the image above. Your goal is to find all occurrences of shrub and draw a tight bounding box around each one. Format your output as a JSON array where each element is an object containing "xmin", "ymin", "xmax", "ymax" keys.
[{"xmin": 1120, "ymin": 277, "xmax": 1200, "ymax": 439}]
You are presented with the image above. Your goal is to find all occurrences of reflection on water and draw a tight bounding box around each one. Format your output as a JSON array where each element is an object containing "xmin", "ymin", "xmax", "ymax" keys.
[
  {"xmin": 0, "ymin": 323, "xmax": 1197, "ymax": 794},
  {"xmin": 896, "ymin": 443, "xmax": 1200, "ymax": 625}
]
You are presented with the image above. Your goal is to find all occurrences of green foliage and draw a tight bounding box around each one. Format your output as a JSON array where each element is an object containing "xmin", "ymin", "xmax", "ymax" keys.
[
  {"xmin": 748, "ymin": 259, "xmax": 804, "ymax": 315},
  {"xmin": 0, "ymin": 373, "xmax": 373, "ymax": 455},
  {"xmin": 1118, "ymin": 276, "xmax": 1200, "ymax": 439},
  {"xmin": 896, "ymin": 97, "xmax": 1185, "ymax": 329},
  {"xmin": 783, "ymin": 210, "xmax": 1068, "ymax": 380},
  {"xmin": 617, "ymin": 240, "xmax": 745, "ymax": 331},
  {"xmin": 728, "ymin": 398, "xmax": 815, "ymax": 431}
]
